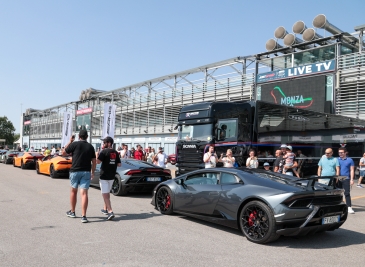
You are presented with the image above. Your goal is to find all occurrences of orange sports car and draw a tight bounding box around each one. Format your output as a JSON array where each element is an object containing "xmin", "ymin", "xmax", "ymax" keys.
[
  {"xmin": 13, "ymin": 152, "xmax": 45, "ymax": 169},
  {"xmin": 36, "ymin": 155, "xmax": 72, "ymax": 178}
]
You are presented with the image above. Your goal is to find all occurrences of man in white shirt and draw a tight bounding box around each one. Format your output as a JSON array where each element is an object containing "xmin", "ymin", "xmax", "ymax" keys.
[
  {"xmin": 203, "ymin": 145, "xmax": 218, "ymax": 168},
  {"xmin": 154, "ymin": 147, "xmax": 167, "ymax": 167},
  {"xmin": 51, "ymin": 146, "xmax": 56, "ymax": 156}
]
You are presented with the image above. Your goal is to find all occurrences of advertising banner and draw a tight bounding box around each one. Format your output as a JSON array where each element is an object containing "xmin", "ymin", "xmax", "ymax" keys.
[
  {"xmin": 102, "ymin": 103, "xmax": 117, "ymax": 139},
  {"xmin": 61, "ymin": 112, "xmax": 72, "ymax": 147},
  {"xmin": 256, "ymin": 59, "xmax": 335, "ymax": 83}
]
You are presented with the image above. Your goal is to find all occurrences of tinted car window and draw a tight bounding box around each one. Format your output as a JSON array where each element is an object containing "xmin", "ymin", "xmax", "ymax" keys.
[
  {"xmin": 185, "ymin": 172, "xmax": 219, "ymax": 185},
  {"xmin": 28, "ymin": 153, "xmax": 43, "ymax": 156},
  {"xmin": 220, "ymin": 173, "xmax": 241, "ymax": 184},
  {"xmin": 18, "ymin": 153, "xmax": 24, "ymax": 156}
]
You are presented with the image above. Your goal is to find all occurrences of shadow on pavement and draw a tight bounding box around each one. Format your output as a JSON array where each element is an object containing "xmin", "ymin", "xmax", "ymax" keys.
[
  {"xmin": 88, "ymin": 212, "xmax": 162, "ymax": 223},
  {"xmin": 176, "ymin": 216, "xmax": 365, "ymax": 248},
  {"xmin": 271, "ymin": 228, "xmax": 365, "ymax": 248}
]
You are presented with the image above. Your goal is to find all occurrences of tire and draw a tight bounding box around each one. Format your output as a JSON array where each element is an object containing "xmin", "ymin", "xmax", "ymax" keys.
[
  {"xmin": 21, "ymin": 160, "xmax": 25, "ymax": 169},
  {"xmin": 36, "ymin": 162, "xmax": 40, "ymax": 174},
  {"xmin": 49, "ymin": 164, "xmax": 58, "ymax": 178},
  {"xmin": 111, "ymin": 175, "xmax": 125, "ymax": 196},
  {"xmin": 156, "ymin": 186, "xmax": 174, "ymax": 215},
  {"xmin": 239, "ymin": 200, "xmax": 279, "ymax": 244}
]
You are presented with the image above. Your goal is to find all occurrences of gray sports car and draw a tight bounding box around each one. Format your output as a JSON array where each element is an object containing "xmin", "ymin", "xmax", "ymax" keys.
[
  {"xmin": 151, "ymin": 167, "xmax": 348, "ymax": 244},
  {"xmin": 91, "ymin": 159, "xmax": 171, "ymax": 196}
]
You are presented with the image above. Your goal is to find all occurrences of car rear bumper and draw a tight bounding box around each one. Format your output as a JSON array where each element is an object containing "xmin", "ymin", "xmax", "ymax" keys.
[{"xmin": 123, "ymin": 182, "xmax": 160, "ymax": 193}]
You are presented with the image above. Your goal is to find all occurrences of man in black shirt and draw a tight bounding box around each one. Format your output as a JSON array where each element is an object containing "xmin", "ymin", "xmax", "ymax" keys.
[
  {"xmin": 97, "ymin": 136, "xmax": 121, "ymax": 220},
  {"xmin": 63, "ymin": 130, "xmax": 96, "ymax": 223}
]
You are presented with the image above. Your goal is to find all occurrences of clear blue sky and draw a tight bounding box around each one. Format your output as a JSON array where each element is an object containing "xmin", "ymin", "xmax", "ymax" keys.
[{"xmin": 1, "ymin": 0, "xmax": 364, "ymax": 132}]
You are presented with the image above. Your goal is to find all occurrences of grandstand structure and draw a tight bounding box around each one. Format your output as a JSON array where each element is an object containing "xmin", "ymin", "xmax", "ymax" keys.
[{"xmin": 21, "ymin": 14, "xmax": 365, "ymax": 154}]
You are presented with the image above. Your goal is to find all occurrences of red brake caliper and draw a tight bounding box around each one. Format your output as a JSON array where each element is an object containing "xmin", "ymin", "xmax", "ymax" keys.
[
  {"xmin": 165, "ymin": 195, "xmax": 171, "ymax": 209},
  {"xmin": 248, "ymin": 210, "xmax": 257, "ymax": 227}
]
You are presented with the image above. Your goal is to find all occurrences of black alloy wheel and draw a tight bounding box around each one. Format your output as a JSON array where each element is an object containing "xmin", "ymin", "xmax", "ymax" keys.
[
  {"xmin": 239, "ymin": 200, "xmax": 279, "ymax": 244},
  {"xmin": 36, "ymin": 162, "xmax": 40, "ymax": 174},
  {"xmin": 21, "ymin": 160, "xmax": 25, "ymax": 169},
  {"xmin": 49, "ymin": 164, "xmax": 58, "ymax": 178},
  {"xmin": 111, "ymin": 175, "xmax": 125, "ymax": 196},
  {"xmin": 156, "ymin": 186, "xmax": 174, "ymax": 215}
]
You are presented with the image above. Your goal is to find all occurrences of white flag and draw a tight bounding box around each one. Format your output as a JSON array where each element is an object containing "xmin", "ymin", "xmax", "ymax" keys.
[
  {"xmin": 61, "ymin": 112, "xmax": 72, "ymax": 147},
  {"xmin": 102, "ymin": 103, "xmax": 117, "ymax": 139}
]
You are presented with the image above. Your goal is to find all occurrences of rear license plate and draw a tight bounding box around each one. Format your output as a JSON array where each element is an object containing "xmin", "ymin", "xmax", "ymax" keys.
[
  {"xmin": 322, "ymin": 215, "xmax": 340, "ymax": 224},
  {"xmin": 146, "ymin": 177, "xmax": 161, "ymax": 182}
]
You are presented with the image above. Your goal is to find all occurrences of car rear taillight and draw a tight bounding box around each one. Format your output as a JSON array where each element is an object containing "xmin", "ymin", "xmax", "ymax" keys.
[
  {"xmin": 57, "ymin": 161, "xmax": 70, "ymax": 164},
  {"xmin": 9, "ymin": 154, "xmax": 15, "ymax": 157},
  {"xmin": 163, "ymin": 170, "xmax": 171, "ymax": 175},
  {"xmin": 126, "ymin": 170, "xmax": 142, "ymax": 175}
]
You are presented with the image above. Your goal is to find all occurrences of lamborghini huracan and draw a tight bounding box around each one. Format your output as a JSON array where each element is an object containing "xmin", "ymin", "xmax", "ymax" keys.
[
  {"xmin": 36, "ymin": 155, "xmax": 72, "ymax": 178},
  {"xmin": 13, "ymin": 152, "xmax": 45, "ymax": 169},
  {"xmin": 151, "ymin": 167, "xmax": 348, "ymax": 244}
]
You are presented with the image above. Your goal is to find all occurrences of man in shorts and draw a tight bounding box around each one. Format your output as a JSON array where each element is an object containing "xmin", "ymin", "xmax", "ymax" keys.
[
  {"xmin": 63, "ymin": 130, "xmax": 96, "ymax": 223},
  {"xmin": 97, "ymin": 136, "xmax": 121, "ymax": 220}
]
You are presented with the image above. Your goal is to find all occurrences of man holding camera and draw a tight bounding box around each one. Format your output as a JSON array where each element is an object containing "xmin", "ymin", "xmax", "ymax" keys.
[
  {"xmin": 203, "ymin": 145, "xmax": 218, "ymax": 168},
  {"xmin": 63, "ymin": 129, "xmax": 96, "ymax": 223},
  {"xmin": 154, "ymin": 147, "xmax": 167, "ymax": 167}
]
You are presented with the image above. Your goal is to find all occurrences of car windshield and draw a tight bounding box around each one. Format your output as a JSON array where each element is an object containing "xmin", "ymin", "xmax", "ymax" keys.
[{"xmin": 178, "ymin": 124, "xmax": 213, "ymax": 141}]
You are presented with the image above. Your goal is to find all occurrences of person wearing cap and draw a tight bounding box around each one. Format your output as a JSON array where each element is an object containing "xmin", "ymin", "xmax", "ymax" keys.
[
  {"xmin": 154, "ymin": 147, "xmax": 168, "ymax": 167},
  {"xmin": 63, "ymin": 130, "xmax": 96, "ymax": 223},
  {"xmin": 282, "ymin": 145, "xmax": 300, "ymax": 178},
  {"xmin": 96, "ymin": 136, "xmax": 121, "ymax": 220},
  {"xmin": 263, "ymin": 162, "xmax": 271, "ymax": 171}
]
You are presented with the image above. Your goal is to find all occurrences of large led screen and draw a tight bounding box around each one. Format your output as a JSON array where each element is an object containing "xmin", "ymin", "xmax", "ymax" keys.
[{"xmin": 259, "ymin": 75, "xmax": 326, "ymax": 112}]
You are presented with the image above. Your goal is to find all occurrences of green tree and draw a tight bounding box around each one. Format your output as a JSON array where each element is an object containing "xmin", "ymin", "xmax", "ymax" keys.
[{"xmin": 0, "ymin": 116, "xmax": 16, "ymax": 145}]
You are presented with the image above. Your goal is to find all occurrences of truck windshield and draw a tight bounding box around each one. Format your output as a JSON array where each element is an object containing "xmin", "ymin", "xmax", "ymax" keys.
[{"xmin": 178, "ymin": 124, "xmax": 213, "ymax": 141}]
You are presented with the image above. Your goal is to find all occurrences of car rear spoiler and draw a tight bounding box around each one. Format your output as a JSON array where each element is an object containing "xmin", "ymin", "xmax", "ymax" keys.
[{"xmin": 294, "ymin": 176, "xmax": 347, "ymax": 190}]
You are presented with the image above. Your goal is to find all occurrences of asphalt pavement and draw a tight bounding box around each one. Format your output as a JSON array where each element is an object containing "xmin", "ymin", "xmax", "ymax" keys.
[{"xmin": 0, "ymin": 163, "xmax": 365, "ymax": 267}]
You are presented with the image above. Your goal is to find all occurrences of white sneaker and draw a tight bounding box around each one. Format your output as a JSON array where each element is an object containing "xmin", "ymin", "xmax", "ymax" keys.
[
  {"xmin": 357, "ymin": 184, "xmax": 364, "ymax": 188},
  {"xmin": 348, "ymin": 207, "xmax": 355, "ymax": 214}
]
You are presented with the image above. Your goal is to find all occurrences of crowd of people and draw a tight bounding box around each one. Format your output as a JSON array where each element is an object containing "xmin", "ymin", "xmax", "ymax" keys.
[
  {"xmin": 96, "ymin": 143, "xmax": 169, "ymax": 168},
  {"xmin": 204, "ymin": 144, "xmax": 360, "ymax": 214}
]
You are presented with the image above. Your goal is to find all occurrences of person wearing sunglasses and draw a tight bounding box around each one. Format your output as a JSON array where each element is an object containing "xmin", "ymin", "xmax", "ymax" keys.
[
  {"xmin": 317, "ymin": 148, "xmax": 339, "ymax": 185},
  {"xmin": 337, "ymin": 147, "xmax": 355, "ymax": 214}
]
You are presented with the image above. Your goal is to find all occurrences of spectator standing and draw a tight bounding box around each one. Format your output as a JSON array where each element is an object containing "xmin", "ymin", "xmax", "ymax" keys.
[
  {"xmin": 337, "ymin": 147, "xmax": 355, "ymax": 214},
  {"xmin": 273, "ymin": 149, "xmax": 283, "ymax": 173},
  {"xmin": 203, "ymin": 145, "xmax": 218, "ymax": 169},
  {"xmin": 130, "ymin": 147, "xmax": 135, "ymax": 159},
  {"xmin": 146, "ymin": 146, "xmax": 155, "ymax": 164},
  {"xmin": 357, "ymin": 152, "xmax": 365, "ymax": 188},
  {"xmin": 44, "ymin": 147, "xmax": 51, "ymax": 156},
  {"xmin": 317, "ymin": 148, "xmax": 339, "ymax": 184},
  {"xmin": 96, "ymin": 136, "xmax": 121, "ymax": 220},
  {"xmin": 29, "ymin": 146, "xmax": 34, "ymax": 152},
  {"xmin": 154, "ymin": 147, "xmax": 167, "ymax": 168},
  {"xmin": 134, "ymin": 145, "xmax": 145, "ymax": 161},
  {"xmin": 63, "ymin": 130, "xmax": 96, "ymax": 223},
  {"xmin": 282, "ymin": 146, "xmax": 300, "ymax": 177},
  {"xmin": 51, "ymin": 146, "xmax": 56, "ymax": 156},
  {"xmin": 246, "ymin": 150, "xmax": 258, "ymax": 168},
  {"xmin": 263, "ymin": 162, "xmax": 271, "ymax": 171},
  {"xmin": 219, "ymin": 149, "xmax": 235, "ymax": 167}
]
